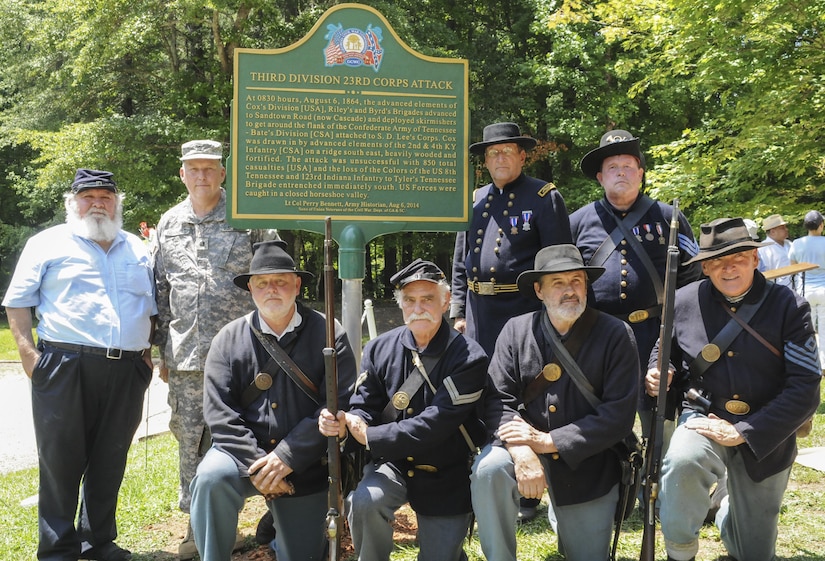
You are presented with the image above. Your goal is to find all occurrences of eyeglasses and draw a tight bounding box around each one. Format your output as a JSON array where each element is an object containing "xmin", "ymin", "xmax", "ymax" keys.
[{"xmin": 485, "ymin": 146, "xmax": 520, "ymax": 159}]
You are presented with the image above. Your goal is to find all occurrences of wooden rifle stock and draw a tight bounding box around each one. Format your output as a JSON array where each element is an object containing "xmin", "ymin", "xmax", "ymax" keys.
[
  {"xmin": 639, "ymin": 200, "xmax": 681, "ymax": 561},
  {"xmin": 323, "ymin": 217, "xmax": 343, "ymax": 561}
]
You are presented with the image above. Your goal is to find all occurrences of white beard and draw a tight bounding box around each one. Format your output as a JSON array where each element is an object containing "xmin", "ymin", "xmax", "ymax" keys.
[{"xmin": 65, "ymin": 195, "xmax": 123, "ymax": 243}]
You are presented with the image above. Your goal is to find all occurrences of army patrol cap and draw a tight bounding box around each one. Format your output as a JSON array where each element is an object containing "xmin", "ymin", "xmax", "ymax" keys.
[
  {"xmin": 580, "ymin": 129, "xmax": 646, "ymax": 180},
  {"xmin": 469, "ymin": 122, "xmax": 537, "ymax": 155},
  {"xmin": 517, "ymin": 244, "xmax": 605, "ymax": 299},
  {"xmin": 180, "ymin": 139, "xmax": 223, "ymax": 161},
  {"xmin": 684, "ymin": 217, "xmax": 771, "ymax": 265},
  {"xmin": 233, "ymin": 240, "xmax": 314, "ymax": 290},
  {"xmin": 71, "ymin": 168, "xmax": 118, "ymax": 194},
  {"xmin": 390, "ymin": 258, "xmax": 447, "ymax": 289}
]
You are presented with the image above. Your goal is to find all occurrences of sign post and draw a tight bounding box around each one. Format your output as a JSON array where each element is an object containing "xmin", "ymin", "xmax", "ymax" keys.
[{"xmin": 228, "ymin": 3, "xmax": 469, "ymax": 353}]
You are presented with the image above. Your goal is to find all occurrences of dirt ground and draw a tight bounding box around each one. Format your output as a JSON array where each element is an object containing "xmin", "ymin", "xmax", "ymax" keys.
[{"xmin": 146, "ymin": 494, "xmax": 418, "ymax": 561}]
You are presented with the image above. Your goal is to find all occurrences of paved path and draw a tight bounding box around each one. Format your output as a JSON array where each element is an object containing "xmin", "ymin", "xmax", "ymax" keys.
[{"xmin": 0, "ymin": 362, "xmax": 171, "ymax": 475}]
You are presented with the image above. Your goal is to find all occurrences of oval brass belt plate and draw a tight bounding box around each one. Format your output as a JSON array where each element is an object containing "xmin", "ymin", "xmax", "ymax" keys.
[
  {"xmin": 392, "ymin": 391, "xmax": 410, "ymax": 410},
  {"xmin": 254, "ymin": 372, "xmax": 273, "ymax": 390},
  {"xmin": 628, "ymin": 309, "xmax": 649, "ymax": 323},
  {"xmin": 542, "ymin": 363, "xmax": 562, "ymax": 382},
  {"xmin": 724, "ymin": 399, "xmax": 750, "ymax": 415},
  {"xmin": 701, "ymin": 343, "xmax": 721, "ymax": 363}
]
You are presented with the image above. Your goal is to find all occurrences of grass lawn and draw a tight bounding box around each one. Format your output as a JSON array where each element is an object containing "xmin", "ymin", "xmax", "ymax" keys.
[
  {"xmin": 2, "ymin": 318, "xmax": 825, "ymax": 560},
  {"xmin": 3, "ymin": 411, "xmax": 825, "ymax": 560},
  {"xmin": 0, "ymin": 317, "xmax": 25, "ymax": 361}
]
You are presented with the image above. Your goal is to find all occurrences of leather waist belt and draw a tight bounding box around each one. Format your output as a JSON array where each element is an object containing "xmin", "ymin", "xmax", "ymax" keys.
[
  {"xmin": 615, "ymin": 306, "xmax": 661, "ymax": 324},
  {"xmin": 43, "ymin": 341, "xmax": 143, "ymax": 360},
  {"xmin": 468, "ymin": 281, "xmax": 519, "ymax": 295}
]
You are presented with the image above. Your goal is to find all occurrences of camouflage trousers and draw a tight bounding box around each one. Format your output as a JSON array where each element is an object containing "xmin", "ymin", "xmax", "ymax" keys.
[{"xmin": 168, "ymin": 370, "xmax": 209, "ymax": 513}]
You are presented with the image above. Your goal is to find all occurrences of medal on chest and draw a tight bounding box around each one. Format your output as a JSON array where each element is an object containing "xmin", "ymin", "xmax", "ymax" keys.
[
  {"xmin": 656, "ymin": 222, "xmax": 665, "ymax": 245},
  {"xmin": 522, "ymin": 210, "xmax": 532, "ymax": 231}
]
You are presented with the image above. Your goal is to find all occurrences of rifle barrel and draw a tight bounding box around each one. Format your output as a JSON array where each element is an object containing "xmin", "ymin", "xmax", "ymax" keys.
[
  {"xmin": 639, "ymin": 199, "xmax": 681, "ymax": 561},
  {"xmin": 323, "ymin": 217, "xmax": 343, "ymax": 561}
]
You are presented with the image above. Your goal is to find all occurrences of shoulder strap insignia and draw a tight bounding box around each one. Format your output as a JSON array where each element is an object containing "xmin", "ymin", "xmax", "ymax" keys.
[{"xmin": 537, "ymin": 182, "xmax": 557, "ymax": 198}]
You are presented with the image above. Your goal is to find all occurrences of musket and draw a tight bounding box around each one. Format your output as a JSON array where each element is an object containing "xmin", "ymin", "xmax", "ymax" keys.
[
  {"xmin": 322, "ymin": 217, "xmax": 343, "ymax": 561},
  {"xmin": 639, "ymin": 199, "xmax": 681, "ymax": 561}
]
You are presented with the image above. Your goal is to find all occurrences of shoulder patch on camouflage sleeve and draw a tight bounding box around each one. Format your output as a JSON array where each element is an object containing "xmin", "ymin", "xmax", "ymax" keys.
[{"xmin": 537, "ymin": 182, "xmax": 557, "ymax": 198}]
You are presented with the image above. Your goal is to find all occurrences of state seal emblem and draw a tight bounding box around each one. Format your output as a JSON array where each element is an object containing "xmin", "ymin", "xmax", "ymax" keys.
[{"xmin": 324, "ymin": 23, "xmax": 384, "ymax": 71}]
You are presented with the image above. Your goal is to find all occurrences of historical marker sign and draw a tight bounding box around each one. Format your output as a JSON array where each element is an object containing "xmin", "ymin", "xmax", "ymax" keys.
[{"xmin": 228, "ymin": 3, "xmax": 469, "ymax": 238}]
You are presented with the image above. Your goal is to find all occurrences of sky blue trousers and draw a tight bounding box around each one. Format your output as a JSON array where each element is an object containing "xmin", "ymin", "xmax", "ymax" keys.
[
  {"xmin": 190, "ymin": 447, "xmax": 327, "ymax": 561},
  {"xmin": 347, "ymin": 461, "xmax": 472, "ymax": 561},
  {"xmin": 471, "ymin": 444, "xmax": 617, "ymax": 561},
  {"xmin": 660, "ymin": 411, "xmax": 790, "ymax": 561}
]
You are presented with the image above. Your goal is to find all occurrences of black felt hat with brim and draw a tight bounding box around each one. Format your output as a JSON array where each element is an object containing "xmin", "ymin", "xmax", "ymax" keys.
[
  {"xmin": 233, "ymin": 240, "xmax": 314, "ymax": 290},
  {"xmin": 684, "ymin": 217, "xmax": 771, "ymax": 265},
  {"xmin": 517, "ymin": 245, "xmax": 605, "ymax": 299},
  {"xmin": 469, "ymin": 122, "xmax": 537, "ymax": 155},
  {"xmin": 580, "ymin": 129, "xmax": 646, "ymax": 180}
]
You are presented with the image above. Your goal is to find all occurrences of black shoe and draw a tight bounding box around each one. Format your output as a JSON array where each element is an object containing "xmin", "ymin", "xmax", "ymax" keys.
[
  {"xmin": 81, "ymin": 542, "xmax": 132, "ymax": 561},
  {"xmin": 517, "ymin": 505, "xmax": 538, "ymax": 523},
  {"xmin": 255, "ymin": 510, "xmax": 277, "ymax": 545},
  {"xmin": 518, "ymin": 496, "xmax": 540, "ymax": 523}
]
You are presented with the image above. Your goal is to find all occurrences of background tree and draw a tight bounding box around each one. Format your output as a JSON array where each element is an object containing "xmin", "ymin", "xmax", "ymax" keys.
[
  {"xmin": 1, "ymin": 0, "xmax": 823, "ymax": 299},
  {"xmin": 587, "ymin": 0, "xmax": 825, "ymax": 227}
]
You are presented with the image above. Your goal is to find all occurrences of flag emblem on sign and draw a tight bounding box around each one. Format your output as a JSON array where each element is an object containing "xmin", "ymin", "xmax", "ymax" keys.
[{"xmin": 324, "ymin": 23, "xmax": 384, "ymax": 71}]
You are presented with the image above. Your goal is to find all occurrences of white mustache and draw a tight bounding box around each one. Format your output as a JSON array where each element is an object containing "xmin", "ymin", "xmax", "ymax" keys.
[{"xmin": 406, "ymin": 312, "xmax": 437, "ymax": 323}]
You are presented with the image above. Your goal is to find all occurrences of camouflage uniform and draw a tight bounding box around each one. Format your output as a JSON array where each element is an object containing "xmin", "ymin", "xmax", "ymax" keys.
[{"xmin": 153, "ymin": 189, "xmax": 269, "ymax": 511}]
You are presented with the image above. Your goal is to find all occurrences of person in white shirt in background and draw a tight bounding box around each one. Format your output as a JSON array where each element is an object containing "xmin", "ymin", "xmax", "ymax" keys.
[{"xmin": 757, "ymin": 214, "xmax": 793, "ymax": 289}]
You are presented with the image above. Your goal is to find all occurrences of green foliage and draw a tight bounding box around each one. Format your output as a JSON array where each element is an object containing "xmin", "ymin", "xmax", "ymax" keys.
[
  {"xmin": 1, "ymin": 0, "xmax": 825, "ymax": 290},
  {"xmin": 590, "ymin": 0, "xmax": 825, "ymax": 226}
]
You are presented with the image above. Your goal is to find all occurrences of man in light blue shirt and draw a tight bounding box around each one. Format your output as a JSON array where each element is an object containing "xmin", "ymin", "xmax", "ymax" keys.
[
  {"xmin": 757, "ymin": 213, "xmax": 793, "ymax": 289},
  {"xmin": 2, "ymin": 169, "xmax": 156, "ymax": 561}
]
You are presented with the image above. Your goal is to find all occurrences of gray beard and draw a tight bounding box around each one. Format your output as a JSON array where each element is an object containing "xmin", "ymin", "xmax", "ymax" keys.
[
  {"xmin": 547, "ymin": 299, "xmax": 586, "ymax": 325},
  {"xmin": 65, "ymin": 197, "xmax": 123, "ymax": 243}
]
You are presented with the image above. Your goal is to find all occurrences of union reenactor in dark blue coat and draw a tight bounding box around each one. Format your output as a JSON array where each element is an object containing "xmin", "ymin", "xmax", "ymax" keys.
[
  {"xmin": 320, "ymin": 259, "xmax": 488, "ymax": 561},
  {"xmin": 471, "ymin": 244, "xmax": 639, "ymax": 561},
  {"xmin": 570, "ymin": 130, "xmax": 702, "ymax": 431},
  {"xmin": 451, "ymin": 122, "xmax": 572, "ymax": 357},
  {"xmin": 190, "ymin": 241, "xmax": 357, "ymax": 561},
  {"xmin": 646, "ymin": 218, "xmax": 820, "ymax": 561},
  {"xmin": 452, "ymin": 122, "xmax": 572, "ymax": 520}
]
